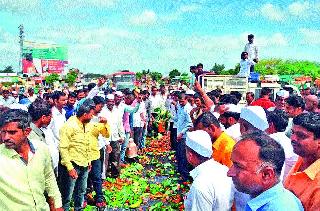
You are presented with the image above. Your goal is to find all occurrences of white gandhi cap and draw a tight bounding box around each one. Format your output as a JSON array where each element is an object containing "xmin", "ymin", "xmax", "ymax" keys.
[
  {"xmin": 106, "ymin": 94, "xmax": 115, "ymax": 100},
  {"xmin": 186, "ymin": 130, "xmax": 213, "ymax": 158},
  {"xmin": 240, "ymin": 106, "xmax": 269, "ymax": 131}
]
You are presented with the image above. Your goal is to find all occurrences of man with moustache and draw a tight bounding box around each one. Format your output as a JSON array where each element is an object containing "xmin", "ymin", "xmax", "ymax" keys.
[
  {"xmin": 28, "ymin": 99, "xmax": 59, "ymax": 172},
  {"xmin": 0, "ymin": 109, "xmax": 62, "ymax": 210},
  {"xmin": 285, "ymin": 95, "xmax": 305, "ymax": 138},
  {"xmin": 268, "ymin": 90, "xmax": 290, "ymax": 111},
  {"xmin": 285, "ymin": 112, "xmax": 320, "ymax": 210},
  {"xmin": 59, "ymin": 99, "xmax": 97, "ymax": 210},
  {"xmin": 244, "ymin": 34, "xmax": 259, "ymax": 72},
  {"xmin": 228, "ymin": 132, "xmax": 303, "ymax": 210},
  {"xmin": 99, "ymin": 94, "xmax": 125, "ymax": 178}
]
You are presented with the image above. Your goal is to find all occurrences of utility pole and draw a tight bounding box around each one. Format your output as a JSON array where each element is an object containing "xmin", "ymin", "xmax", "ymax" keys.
[{"xmin": 18, "ymin": 24, "xmax": 24, "ymax": 75}]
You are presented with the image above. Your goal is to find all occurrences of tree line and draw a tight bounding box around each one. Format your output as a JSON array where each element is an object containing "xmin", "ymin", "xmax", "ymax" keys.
[
  {"xmin": 2, "ymin": 59, "xmax": 320, "ymax": 85},
  {"xmin": 164, "ymin": 59, "xmax": 320, "ymax": 79},
  {"xmin": 0, "ymin": 66, "xmax": 14, "ymax": 73}
]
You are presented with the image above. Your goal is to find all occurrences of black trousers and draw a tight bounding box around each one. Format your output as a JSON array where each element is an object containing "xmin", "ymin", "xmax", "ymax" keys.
[
  {"xmin": 106, "ymin": 141, "xmax": 121, "ymax": 178},
  {"xmin": 176, "ymin": 138, "xmax": 190, "ymax": 181},
  {"xmin": 169, "ymin": 122, "xmax": 177, "ymax": 151},
  {"xmin": 250, "ymin": 65, "xmax": 254, "ymax": 73}
]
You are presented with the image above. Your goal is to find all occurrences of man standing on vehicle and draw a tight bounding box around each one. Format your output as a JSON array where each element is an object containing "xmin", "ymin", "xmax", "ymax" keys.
[{"xmin": 244, "ymin": 34, "xmax": 259, "ymax": 72}]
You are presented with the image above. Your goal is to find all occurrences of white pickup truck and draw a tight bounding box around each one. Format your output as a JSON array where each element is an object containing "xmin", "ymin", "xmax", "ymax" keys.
[{"xmin": 198, "ymin": 74, "xmax": 281, "ymax": 103}]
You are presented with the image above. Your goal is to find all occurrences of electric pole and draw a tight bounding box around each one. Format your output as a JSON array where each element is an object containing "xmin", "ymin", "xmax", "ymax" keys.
[{"xmin": 18, "ymin": 24, "xmax": 24, "ymax": 74}]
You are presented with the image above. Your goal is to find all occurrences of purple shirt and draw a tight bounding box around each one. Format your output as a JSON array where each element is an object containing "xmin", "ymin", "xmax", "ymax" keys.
[{"xmin": 122, "ymin": 101, "xmax": 137, "ymax": 133}]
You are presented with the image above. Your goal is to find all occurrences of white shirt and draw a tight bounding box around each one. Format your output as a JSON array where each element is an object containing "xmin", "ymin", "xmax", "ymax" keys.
[
  {"xmin": 86, "ymin": 85, "xmax": 100, "ymax": 99},
  {"xmin": 159, "ymin": 93, "xmax": 167, "ymax": 109},
  {"xmin": 133, "ymin": 101, "xmax": 146, "ymax": 128},
  {"xmin": 285, "ymin": 118, "xmax": 293, "ymax": 138},
  {"xmin": 150, "ymin": 94, "xmax": 163, "ymax": 112},
  {"xmin": 49, "ymin": 106, "xmax": 66, "ymax": 150},
  {"xmin": 99, "ymin": 106, "xmax": 125, "ymax": 142},
  {"xmin": 184, "ymin": 159, "xmax": 234, "ymax": 211},
  {"xmin": 237, "ymin": 59, "xmax": 255, "ymax": 77},
  {"xmin": 244, "ymin": 43, "xmax": 259, "ymax": 60},
  {"xmin": 210, "ymin": 105, "xmax": 220, "ymax": 119},
  {"xmin": 28, "ymin": 95, "xmax": 37, "ymax": 103},
  {"xmin": 115, "ymin": 101, "xmax": 140, "ymax": 117},
  {"xmin": 115, "ymin": 102, "xmax": 125, "ymax": 117},
  {"xmin": 9, "ymin": 103, "xmax": 28, "ymax": 111},
  {"xmin": 269, "ymin": 132, "xmax": 298, "ymax": 181},
  {"xmin": 209, "ymin": 106, "xmax": 226, "ymax": 131},
  {"xmin": 225, "ymin": 123, "xmax": 241, "ymax": 141},
  {"xmin": 14, "ymin": 97, "xmax": 19, "ymax": 104},
  {"xmin": 0, "ymin": 96, "xmax": 15, "ymax": 107},
  {"xmin": 41, "ymin": 126, "xmax": 60, "ymax": 169}
]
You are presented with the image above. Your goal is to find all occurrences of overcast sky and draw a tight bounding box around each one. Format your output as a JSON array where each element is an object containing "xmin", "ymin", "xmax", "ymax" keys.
[{"xmin": 0, "ymin": 0, "xmax": 320, "ymax": 74}]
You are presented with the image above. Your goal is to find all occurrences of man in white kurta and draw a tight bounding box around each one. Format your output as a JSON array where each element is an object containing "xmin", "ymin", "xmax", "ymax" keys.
[
  {"xmin": 149, "ymin": 87, "xmax": 163, "ymax": 112},
  {"xmin": 50, "ymin": 92, "xmax": 67, "ymax": 155},
  {"xmin": 99, "ymin": 94, "xmax": 125, "ymax": 178},
  {"xmin": 266, "ymin": 109, "xmax": 298, "ymax": 181},
  {"xmin": 219, "ymin": 104, "xmax": 242, "ymax": 141},
  {"xmin": 184, "ymin": 130, "xmax": 234, "ymax": 211},
  {"xmin": 132, "ymin": 100, "xmax": 146, "ymax": 149},
  {"xmin": 244, "ymin": 34, "xmax": 258, "ymax": 63}
]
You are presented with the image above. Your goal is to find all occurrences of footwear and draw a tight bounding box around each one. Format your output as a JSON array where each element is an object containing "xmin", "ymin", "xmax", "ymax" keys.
[
  {"xmin": 120, "ymin": 162, "xmax": 129, "ymax": 168},
  {"xmin": 85, "ymin": 193, "xmax": 95, "ymax": 206},
  {"xmin": 82, "ymin": 200, "xmax": 87, "ymax": 208},
  {"xmin": 95, "ymin": 198, "xmax": 107, "ymax": 208},
  {"xmin": 96, "ymin": 201, "xmax": 107, "ymax": 208}
]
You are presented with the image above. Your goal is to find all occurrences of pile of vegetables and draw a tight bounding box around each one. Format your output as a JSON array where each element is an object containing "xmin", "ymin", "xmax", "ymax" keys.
[
  {"xmin": 143, "ymin": 134, "xmax": 171, "ymax": 155},
  {"xmin": 84, "ymin": 134, "xmax": 189, "ymax": 210}
]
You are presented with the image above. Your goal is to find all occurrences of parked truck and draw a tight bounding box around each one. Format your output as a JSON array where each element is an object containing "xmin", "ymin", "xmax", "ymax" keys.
[{"xmin": 198, "ymin": 73, "xmax": 281, "ymax": 104}]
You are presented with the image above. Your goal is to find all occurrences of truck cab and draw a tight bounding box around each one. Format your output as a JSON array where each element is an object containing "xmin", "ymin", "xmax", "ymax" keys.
[
  {"xmin": 199, "ymin": 74, "xmax": 249, "ymax": 104},
  {"xmin": 199, "ymin": 74, "xmax": 281, "ymax": 104}
]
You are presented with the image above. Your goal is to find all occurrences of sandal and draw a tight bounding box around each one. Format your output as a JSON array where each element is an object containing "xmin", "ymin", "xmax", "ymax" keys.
[
  {"xmin": 82, "ymin": 200, "xmax": 87, "ymax": 208},
  {"xmin": 95, "ymin": 197, "xmax": 107, "ymax": 208},
  {"xmin": 85, "ymin": 192, "xmax": 95, "ymax": 206}
]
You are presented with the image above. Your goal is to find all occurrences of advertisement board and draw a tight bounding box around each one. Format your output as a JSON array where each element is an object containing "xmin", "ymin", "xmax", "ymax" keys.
[
  {"xmin": 22, "ymin": 41, "xmax": 68, "ymax": 74},
  {"xmin": 0, "ymin": 76, "xmax": 19, "ymax": 83},
  {"xmin": 41, "ymin": 60, "xmax": 68, "ymax": 74}
]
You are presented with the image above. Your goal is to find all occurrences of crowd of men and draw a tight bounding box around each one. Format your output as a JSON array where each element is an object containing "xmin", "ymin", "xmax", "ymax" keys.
[{"xmin": 0, "ymin": 74, "xmax": 320, "ymax": 211}]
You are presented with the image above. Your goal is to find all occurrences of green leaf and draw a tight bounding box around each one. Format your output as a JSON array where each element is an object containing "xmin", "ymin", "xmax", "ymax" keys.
[
  {"xmin": 149, "ymin": 202, "xmax": 164, "ymax": 211},
  {"xmin": 163, "ymin": 163, "xmax": 172, "ymax": 169}
]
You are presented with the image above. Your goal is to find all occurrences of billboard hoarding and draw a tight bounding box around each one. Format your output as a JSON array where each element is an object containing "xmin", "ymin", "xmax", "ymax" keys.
[
  {"xmin": 0, "ymin": 76, "xmax": 19, "ymax": 83},
  {"xmin": 22, "ymin": 41, "xmax": 68, "ymax": 74},
  {"xmin": 22, "ymin": 59, "xmax": 68, "ymax": 74},
  {"xmin": 41, "ymin": 60, "xmax": 68, "ymax": 74},
  {"xmin": 22, "ymin": 59, "xmax": 37, "ymax": 74}
]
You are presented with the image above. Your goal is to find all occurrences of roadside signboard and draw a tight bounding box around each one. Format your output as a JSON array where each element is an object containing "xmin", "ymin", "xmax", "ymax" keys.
[{"xmin": 22, "ymin": 41, "xmax": 68, "ymax": 74}]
